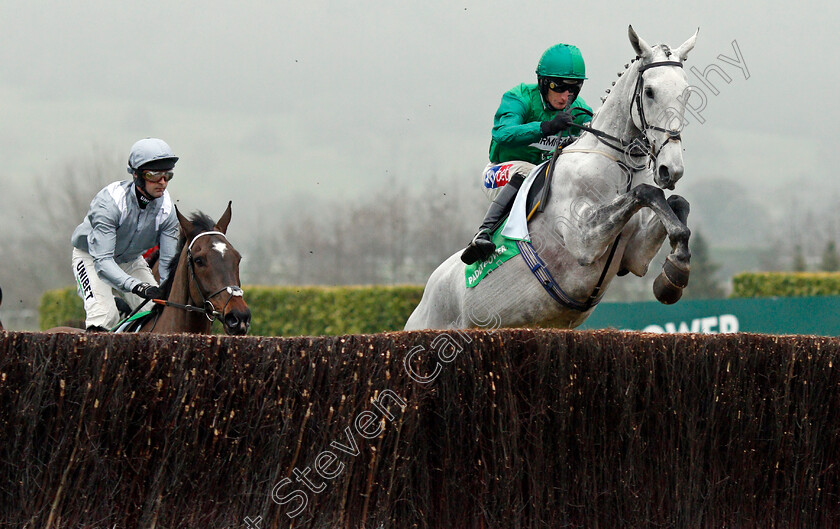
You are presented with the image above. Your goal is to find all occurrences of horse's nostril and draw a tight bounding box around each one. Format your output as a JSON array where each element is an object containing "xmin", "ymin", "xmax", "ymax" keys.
[
  {"xmin": 225, "ymin": 313, "xmax": 240, "ymax": 328},
  {"xmin": 658, "ymin": 165, "xmax": 670, "ymax": 181},
  {"xmin": 225, "ymin": 310, "xmax": 251, "ymax": 333}
]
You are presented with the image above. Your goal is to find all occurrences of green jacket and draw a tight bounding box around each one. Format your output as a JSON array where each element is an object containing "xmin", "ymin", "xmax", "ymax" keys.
[{"xmin": 488, "ymin": 83, "xmax": 592, "ymax": 165}]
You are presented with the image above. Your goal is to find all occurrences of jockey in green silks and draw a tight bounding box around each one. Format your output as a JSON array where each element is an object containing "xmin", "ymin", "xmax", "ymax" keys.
[{"xmin": 460, "ymin": 43, "xmax": 593, "ymax": 265}]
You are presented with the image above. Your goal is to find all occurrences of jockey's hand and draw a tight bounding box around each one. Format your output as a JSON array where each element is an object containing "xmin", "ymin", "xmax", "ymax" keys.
[
  {"xmin": 132, "ymin": 282, "xmax": 164, "ymax": 300},
  {"xmin": 540, "ymin": 112, "xmax": 573, "ymax": 135}
]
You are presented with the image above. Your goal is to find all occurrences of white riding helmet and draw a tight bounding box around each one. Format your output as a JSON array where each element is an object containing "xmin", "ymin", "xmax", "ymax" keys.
[{"xmin": 127, "ymin": 138, "xmax": 179, "ymax": 174}]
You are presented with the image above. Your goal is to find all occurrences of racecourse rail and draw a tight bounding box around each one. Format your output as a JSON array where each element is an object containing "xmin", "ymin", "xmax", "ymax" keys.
[{"xmin": 0, "ymin": 329, "xmax": 837, "ymax": 528}]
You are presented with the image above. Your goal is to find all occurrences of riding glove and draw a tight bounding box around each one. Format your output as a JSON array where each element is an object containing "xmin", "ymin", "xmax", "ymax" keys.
[
  {"xmin": 540, "ymin": 111, "xmax": 573, "ymax": 136},
  {"xmin": 132, "ymin": 282, "xmax": 164, "ymax": 300}
]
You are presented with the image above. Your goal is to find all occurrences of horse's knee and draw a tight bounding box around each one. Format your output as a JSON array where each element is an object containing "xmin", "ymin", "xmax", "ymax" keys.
[
  {"xmin": 667, "ymin": 194, "xmax": 690, "ymax": 222},
  {"xmin": 632, "ymin": 183, "xmax": 665, "ymax": 204}
]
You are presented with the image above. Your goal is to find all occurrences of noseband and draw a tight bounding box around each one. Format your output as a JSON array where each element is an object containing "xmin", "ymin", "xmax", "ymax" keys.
[{"xmin": 186, "ymin": 230, "xmax": 244, "ymax": 322}]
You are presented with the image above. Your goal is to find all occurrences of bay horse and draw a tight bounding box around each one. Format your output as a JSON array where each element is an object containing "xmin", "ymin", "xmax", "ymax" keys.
[
  {"xmin": 406, "ymin": 26, "xmax": 698, "ymax": 330},
  {"xmin": 48, "ymin": 202, "xmax": 251, "ymax": 335}
]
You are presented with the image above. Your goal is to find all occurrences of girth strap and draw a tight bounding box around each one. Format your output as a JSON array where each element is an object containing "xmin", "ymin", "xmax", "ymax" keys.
[{"xmin": 517, "ymin": 241, "xmax": 605, "ymax": 312}]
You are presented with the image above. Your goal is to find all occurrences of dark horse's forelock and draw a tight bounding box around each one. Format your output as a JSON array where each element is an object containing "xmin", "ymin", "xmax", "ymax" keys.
[{"xmin": 157, "ymin": 211, "xmax": 217, "ymax": 301}]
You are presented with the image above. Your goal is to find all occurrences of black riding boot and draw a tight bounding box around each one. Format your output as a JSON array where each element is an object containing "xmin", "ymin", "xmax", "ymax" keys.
[{"xmin": 460, "ymin": 173, "xmax": 526, "ymax": 264}]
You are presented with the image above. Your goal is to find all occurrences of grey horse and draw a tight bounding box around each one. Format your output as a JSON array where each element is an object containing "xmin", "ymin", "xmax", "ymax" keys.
[{"xmin": 406, "ymin": 26, "xmax": 698, "ymax": 330}]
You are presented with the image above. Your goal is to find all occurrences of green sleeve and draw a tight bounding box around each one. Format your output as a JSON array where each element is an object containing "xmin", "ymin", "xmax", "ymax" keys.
[{"xmin": 491, "ymin": 92, "xmax": 544, "ymax": 147}]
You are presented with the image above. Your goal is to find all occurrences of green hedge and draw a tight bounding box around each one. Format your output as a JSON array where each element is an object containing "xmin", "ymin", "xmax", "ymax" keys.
[
  {"xmin": 732, "ymin": 272, "xmax": 840, "ymax": 298},
  {"xmin": 39, "ymin": 287, "xmax": 86, "ymax": 330},
  {"xmin": 39, "ymin": 285, "xmax": 424, "ymax": 336},
  {"xmin": 246, "ymin": 285, "xmax": 422, "ymax": 336}
]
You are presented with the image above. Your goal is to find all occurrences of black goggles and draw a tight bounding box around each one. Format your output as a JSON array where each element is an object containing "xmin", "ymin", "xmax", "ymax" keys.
[{"xmin": 547, "ymin": 79, "xmax": 583, "ymax": 94}]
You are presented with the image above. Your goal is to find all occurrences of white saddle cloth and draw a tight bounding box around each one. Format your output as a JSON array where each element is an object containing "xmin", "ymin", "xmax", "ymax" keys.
[{"xmin": 500, "ymin": 160, "xmax": 549, "ymax": 242}]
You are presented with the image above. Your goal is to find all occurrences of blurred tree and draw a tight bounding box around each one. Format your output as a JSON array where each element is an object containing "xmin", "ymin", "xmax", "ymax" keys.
[
  {"xmin": 683, "ymin": 230, "xmax": 725, "ymax": 299},
  {"xmin": 0, "ymin": 149, "xmax": 121, "ymax": 328},
  {"xmin": 792, "ymin": 244, "xmax": 807, "ymax": 272},
  {"xmin": 820, "ymin": 240, "xmax": 840, "ymax": 272},
  {"xmin": 240, "ymin": 175, "xmax": 482, "ymax": 288}
]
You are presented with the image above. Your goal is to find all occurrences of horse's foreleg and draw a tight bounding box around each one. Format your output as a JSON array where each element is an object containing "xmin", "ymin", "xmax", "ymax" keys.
[
  {"xmin": 620, "ymin": 195, "xmax": 691, "ymax": 277},
  {"xmin": 648, "ymin": 194, "xmax": 691, "ymax": 304},
  {"xmin": 561, "ymin": 184, "xmax": 690, "ymax": 303},
  {"xmin": 560, "ymin": 184, "xmax": 686, "ymax": 264}
]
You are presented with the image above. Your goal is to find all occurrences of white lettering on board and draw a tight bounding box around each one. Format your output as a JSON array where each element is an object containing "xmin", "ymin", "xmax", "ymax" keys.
[{"xmin": 642, "ymin": 314, "xmax": 739, "ymax": 334}]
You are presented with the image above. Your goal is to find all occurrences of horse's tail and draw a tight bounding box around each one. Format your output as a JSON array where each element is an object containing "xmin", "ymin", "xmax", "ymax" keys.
[{"xmin": 0, "ymin": 285, "xmax": 4, "ymax": 330}]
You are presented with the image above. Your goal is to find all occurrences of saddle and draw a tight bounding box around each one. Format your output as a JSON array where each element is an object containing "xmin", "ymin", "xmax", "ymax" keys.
[
  {"xmin": 523, "ymin": 134, "xmax": 581, "ymax": 221},
  {"xmin": 524, "ymin": 162, "xmax": 551, "ymax": 221}
]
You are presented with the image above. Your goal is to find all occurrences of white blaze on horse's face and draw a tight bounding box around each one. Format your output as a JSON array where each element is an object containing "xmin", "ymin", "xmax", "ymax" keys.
[{"xmin": 212, "ymin": 241, "xmax": 228, "ymax": 258}]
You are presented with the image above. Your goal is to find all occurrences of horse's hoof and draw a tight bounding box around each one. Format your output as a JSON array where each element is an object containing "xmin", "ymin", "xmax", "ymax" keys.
[
  {"xmin": 653, "ymin": 271, "xmax": 683, "ymax": 305},
  {"xmin": 663, "ymin": 256, "xmax": 690, "ymax": 288}
]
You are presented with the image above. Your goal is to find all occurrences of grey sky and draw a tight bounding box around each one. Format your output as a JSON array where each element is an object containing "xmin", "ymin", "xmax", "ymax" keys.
[{"xmin": 0, "ymin": 0, "xmax": 836, "ymax": 236}]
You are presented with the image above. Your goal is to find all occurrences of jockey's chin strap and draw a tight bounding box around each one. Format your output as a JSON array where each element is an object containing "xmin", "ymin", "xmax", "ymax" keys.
[{"xmin": 183, "ymin": 230, "xmax": 244, "ymax": 322}]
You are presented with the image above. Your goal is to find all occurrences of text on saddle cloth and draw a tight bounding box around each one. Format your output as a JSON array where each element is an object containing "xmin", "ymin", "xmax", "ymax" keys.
[{"xmin": 464, "ymin": 219, "xmax": 521, "ymax": 289}]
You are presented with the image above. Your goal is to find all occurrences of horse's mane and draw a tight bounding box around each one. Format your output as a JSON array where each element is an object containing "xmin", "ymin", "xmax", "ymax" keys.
[
  {"xmin": 598, "ymin": 44, "xmax": 675, "ymax": 106},
  {"xmin": 153, "ymin": 211, "xmax": 217, "ymax": 312}
]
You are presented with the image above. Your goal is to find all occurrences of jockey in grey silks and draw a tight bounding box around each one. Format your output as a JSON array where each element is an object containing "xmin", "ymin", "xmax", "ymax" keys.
[{"xmin": 71, "ymin": 138, "xmax": 180, "ymax": 331}]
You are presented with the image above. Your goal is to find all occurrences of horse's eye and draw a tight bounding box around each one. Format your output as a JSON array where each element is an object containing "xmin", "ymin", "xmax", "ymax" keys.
[
  {"xmin": 645, "ymin": 86, "xmax": 654, "ymax": 99},
  {"xmin": 194, "ymin": 257, "xmax": 206, "ymax": 267}
]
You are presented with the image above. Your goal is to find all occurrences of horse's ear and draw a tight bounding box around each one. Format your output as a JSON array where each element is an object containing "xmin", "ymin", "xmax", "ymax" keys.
[
  {"xmin": 175, "ymin": 205, "xmax": 194, "ymax": 237},
  {"xmin": 216, "ymin": 201, "xmax": 232, "ymax": 234},
  {"xmin": 675, "ymin": 28, "xmax": 699, "ymax": 62},
  {"xmin": 628, "ymin": 25, "xmax": 653, "ymax": 59}
]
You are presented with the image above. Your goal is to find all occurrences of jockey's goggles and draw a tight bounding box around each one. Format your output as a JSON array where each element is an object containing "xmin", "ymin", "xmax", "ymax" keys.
[
  {"xmin": 141, "ymin": 170, "xmax": 174, "ymax": 183},
  {"xmin": 547, "ymin": 79, "xmax": 583, "ymax": 94}
]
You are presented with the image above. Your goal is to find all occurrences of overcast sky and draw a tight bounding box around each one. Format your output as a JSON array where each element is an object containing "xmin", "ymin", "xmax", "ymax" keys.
[{"xmin": 0, "ymin": 0, "xmax": 836, "ymax": 240}]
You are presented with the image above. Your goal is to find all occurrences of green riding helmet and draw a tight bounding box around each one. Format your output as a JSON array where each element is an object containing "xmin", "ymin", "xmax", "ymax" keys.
[{"xmin": 536, "ymin": 43, "xmax": 587, "ymax": 80}]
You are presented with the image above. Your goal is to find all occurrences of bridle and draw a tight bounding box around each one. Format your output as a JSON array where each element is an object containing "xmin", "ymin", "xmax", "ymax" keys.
[
  {"xmin": 184, "ymin": 230, "xmax": 244, "ymax": 322},
  {"xmin": 633, "ymin": 59, "xmax": 684, "ymax": 162},
  {"xmin": 567, "ymin": 58, "xmax": 685, "ymax": 172}
]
